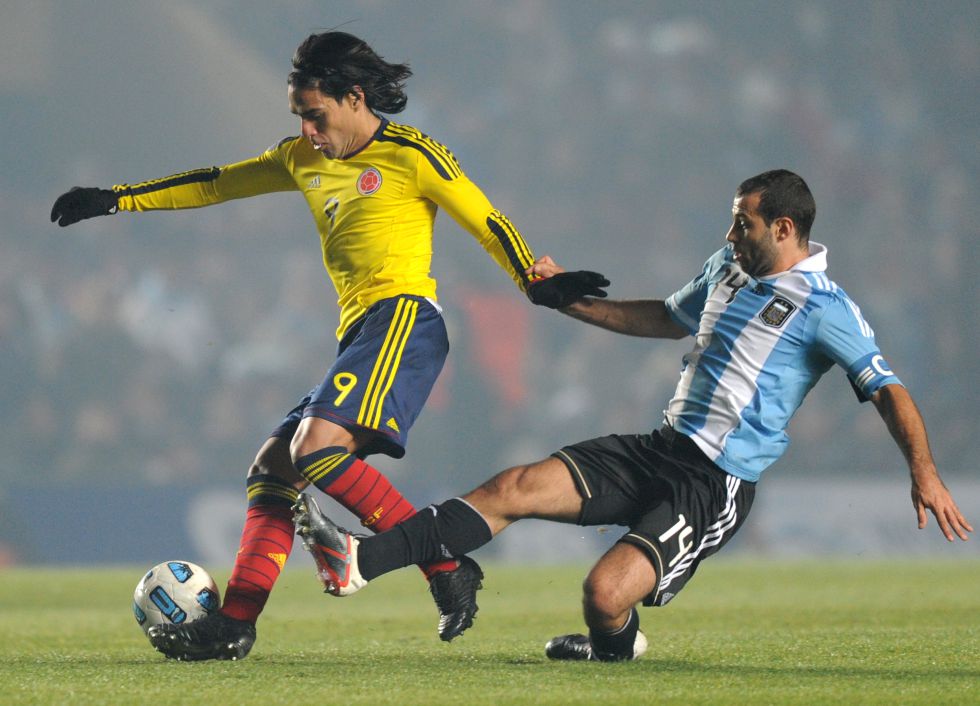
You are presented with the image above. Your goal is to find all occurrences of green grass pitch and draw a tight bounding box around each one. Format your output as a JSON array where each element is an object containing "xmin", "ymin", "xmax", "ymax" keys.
[{"xmin": 0, "ymin": 560, "xmax": 977, "ymax": 705}]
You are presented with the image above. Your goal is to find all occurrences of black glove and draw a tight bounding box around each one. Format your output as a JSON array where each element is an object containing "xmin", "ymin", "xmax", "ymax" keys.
[
  {"xmin": 50, "ymin": 187, "xmax": 119, "ymax": 227},
  {"xmin": 526, "ymin": 271, "xmax": 610, "ymax": 309}
]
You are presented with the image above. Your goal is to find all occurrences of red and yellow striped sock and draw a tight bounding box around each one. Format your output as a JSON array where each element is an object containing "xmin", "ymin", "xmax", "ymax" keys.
[{"xmin": 220, "ymin": 474, "xmax": 298, "ymax": 623}]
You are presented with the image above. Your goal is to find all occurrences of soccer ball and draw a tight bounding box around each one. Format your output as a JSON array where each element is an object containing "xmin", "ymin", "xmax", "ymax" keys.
[{"xmin": 133, "ymin": 560, "xmax": 220, "ymax": 635}]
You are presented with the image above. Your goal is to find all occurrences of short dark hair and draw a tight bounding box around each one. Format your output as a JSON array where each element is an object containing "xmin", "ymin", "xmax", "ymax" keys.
[
  {"xmin": 736, "ymin": 169, "xmax": 816, "ymax": 241},
  {"xmin": 288, "ymin": 32, "xmax": 412, "ymax": 114}
]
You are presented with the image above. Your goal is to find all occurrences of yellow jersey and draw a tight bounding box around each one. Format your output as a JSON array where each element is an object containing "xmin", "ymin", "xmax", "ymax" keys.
[{"xmin": 113, "ymin": 119, "xmax": 538, "ymax": 338}]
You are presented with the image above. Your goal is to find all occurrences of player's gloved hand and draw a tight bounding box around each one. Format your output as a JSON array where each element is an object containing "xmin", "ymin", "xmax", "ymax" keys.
[
  {"xmin": 50, "ymin": 187, "xmax": 119, "ymax": 227},
  {"xmin": 526, "ymin": 271, "xmax": 610, "ymax": 309}
]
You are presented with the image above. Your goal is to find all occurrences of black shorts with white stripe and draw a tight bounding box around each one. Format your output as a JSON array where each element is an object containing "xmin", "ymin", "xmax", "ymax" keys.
[{"xmin": 553, "ymin": 426, "xmax": 755, "ymax": 607}]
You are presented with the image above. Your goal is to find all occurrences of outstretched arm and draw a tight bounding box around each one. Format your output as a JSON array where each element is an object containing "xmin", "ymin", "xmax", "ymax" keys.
[
  {"xmin": 871, "ymin": 384, "xmax": 972, "ymax": 541},
  {"xmin": 563, "ymin": 297, "xmax": 687, "ymax": 339},
  {"xmin": 527, "ymin": 256, "xmax": 686, "ymax": 339},
  {"xmin": 51, "ymin": 149, "xmax": 296, "ymax": 227}
]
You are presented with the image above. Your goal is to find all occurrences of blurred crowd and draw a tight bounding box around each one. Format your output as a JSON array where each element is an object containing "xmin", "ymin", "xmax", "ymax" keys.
[{"xmin": 2, "ymin": 0, "xmax": 976, "ymax": 516}]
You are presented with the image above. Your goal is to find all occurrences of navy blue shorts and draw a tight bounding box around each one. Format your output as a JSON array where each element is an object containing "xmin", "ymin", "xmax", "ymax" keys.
[{"xmin": 272, "ymin": 295, "xmax": 449, "ymax": 458}]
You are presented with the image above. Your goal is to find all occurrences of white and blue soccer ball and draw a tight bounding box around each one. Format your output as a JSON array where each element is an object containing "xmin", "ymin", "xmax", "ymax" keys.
[{"xmin": 133, "ymin": 560, "xmax": 220, "ymax": 636}]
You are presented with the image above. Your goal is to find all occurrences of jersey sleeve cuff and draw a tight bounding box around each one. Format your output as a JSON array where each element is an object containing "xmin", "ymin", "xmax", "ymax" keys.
[{"xmin": 665, "ymin": 294, "xmax": 699, "ymax": 335}]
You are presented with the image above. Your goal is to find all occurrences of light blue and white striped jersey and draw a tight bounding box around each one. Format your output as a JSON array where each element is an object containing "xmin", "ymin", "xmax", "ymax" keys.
[{"xmin": 664, "ymin": 242, "xmax": 901, "ymax": 482}]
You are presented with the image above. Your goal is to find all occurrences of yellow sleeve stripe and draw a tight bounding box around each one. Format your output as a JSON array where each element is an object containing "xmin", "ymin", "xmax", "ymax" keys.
[
  {"xmin": 299, "ymin": 452, "xmax": 352, "ymax": 485},
  {"xmin": 114, "ymin": 167, "xmax": 221, "ymax": 197},
  {"xmin": 487, "ymin": 210, "xmax": 536, "ymax": 286},
  {"xmin": 358, "ymin": 298, "xmax": 419, "ymax": 429},
  {"xmin": 381, "ymin": 122, "xmax": 462, "ymax": 180}
]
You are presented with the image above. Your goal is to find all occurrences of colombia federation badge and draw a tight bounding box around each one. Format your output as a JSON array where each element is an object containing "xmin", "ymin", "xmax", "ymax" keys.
[{"xmin": 357, "ymin": 167, "xmax": 382, "ymax": 195}]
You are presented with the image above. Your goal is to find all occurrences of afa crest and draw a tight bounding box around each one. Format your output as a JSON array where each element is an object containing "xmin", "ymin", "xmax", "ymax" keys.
[
  {"xmin": 357, "ymin": 167, "xmax": 382, "ymax": 195},
  {"xmin": 759, "ymin": 296, "xmax": 797, "ymax": 328}
]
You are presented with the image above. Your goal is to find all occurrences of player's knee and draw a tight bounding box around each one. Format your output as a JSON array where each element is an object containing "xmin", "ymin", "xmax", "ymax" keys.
[
  {"xmin": 480, "ymin": 464, "xmax": 536, "ymax": 504},
  {"xmin": 288, "ymin": 428, "xmax": 318, "ymax": 462},
  {"xmin": 246, "ymin": 458, "xmax": 265, "ymax": 479},
  {"xmin": 247, "ymin": 456, "xmax": 289, "ymax": 480},
  {"xmin": 582, "ymin": 571, "xmax": 633, "ymax": 621},
  {"xmin": 289, "ymin": 418, "xmax": 358, "ymax": 463},
  {"xmin": 248, "ymin": 440, "xmax": 305, "ymax": 487}
]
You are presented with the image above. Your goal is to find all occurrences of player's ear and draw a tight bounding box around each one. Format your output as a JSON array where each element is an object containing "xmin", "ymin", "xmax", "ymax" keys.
[
  {"xmin": 772, "ymin": 216, "xmax": 796, "ymax": 243},
  {"xmin": 349, "ymin": 86, "xmax": 365, "ymax": 108}
]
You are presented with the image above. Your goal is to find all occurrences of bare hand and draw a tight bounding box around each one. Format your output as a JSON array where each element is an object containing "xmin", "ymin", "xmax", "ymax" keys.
[
  {"xmin": 526, "ymin": 255, "xmax": 565, "ymax": 280},
  {"xmin": 912, "ymin": 470, "xmax": 973, "ymax": 541}
]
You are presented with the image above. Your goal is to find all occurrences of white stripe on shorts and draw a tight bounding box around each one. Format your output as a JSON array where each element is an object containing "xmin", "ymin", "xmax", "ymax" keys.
[{"xmin": 657, "ymin": 474, "xmax": 741, "ymax": 593}]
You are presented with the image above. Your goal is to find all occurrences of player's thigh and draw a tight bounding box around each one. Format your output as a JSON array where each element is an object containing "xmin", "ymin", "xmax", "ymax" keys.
[
  {"xmin": 248, "ymin": 436, "xmax": 307, "ymax": 489},
  {"xmin": 584, "ymin": 541, "xmax": 658, "ymax": 618},
  {"xmin": 465, "ymin": 456, "xmax": 584, "ymax": 532}
]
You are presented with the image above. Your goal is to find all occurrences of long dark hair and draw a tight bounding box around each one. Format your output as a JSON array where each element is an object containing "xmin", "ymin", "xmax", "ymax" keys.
[{"xmin": 288, "ymin": 32, "xmax": 412, "ymax": 114}]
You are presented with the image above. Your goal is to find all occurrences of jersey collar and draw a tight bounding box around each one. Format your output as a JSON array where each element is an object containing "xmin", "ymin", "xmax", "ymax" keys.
[
  {"xmin": 793, "ymin": 241, "xmax": 828, "ymax": 273},
  {"xmin": 340, "ymin": 117, "xmax": 388, "ymax": 160}
]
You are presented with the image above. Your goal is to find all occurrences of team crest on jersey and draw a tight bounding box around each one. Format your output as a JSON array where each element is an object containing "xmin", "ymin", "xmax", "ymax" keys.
[
  {"xmin": 759, "ymin": 296, "xmax": 797, "ymax": 328},
  {"xmin": 357, "ymin": 167, "xmax": 382, "ymax": 195}
]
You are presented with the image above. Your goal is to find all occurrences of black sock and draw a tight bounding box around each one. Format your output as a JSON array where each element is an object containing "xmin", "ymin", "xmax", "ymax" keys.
[
  {"xmin": 358, "ymin": 498, "xmax": 492, "ymax": 581},
  {"xmin": 589, "ymin": 607, "xmax": 640, "ymax": 661}
]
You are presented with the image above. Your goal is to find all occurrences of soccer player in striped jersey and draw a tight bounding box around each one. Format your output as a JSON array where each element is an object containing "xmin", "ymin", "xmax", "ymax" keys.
[
  {"xmin": 293, "ymin": 169, "xmax": 972, "ymax": 662},
  {"xmin": 50, "ymin": 31, "xmax": 606, "ymax": 661}
]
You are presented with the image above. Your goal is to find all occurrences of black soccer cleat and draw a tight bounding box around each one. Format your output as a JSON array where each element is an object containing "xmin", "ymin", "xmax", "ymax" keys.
[
  {"xmin": 428, "ymin": 555, "xmax": 484, "ymax": 642},
  {"xmin": 545, "ymin": 630, "xmax": 648, "ymax": 661},
  {"xmin": 293, "ymin": 493, "xmax": 367, "ymax": 596},
  {"xmin": 147, "ymin": 612, "xmax": 256, "ymax": 661},
  {"xmin": 545, "ymin": 633, "xmax": 593, "ymax": 661}
]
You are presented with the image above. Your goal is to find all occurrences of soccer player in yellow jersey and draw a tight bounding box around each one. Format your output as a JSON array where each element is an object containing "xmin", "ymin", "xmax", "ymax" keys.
[{"xmin": 51, "ymin": 31, "xmax": 609, "ymax": 661}]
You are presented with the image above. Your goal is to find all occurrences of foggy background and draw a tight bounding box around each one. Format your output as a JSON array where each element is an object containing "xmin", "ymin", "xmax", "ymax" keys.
[{"xmin": 1, "ymin": 0, "xmax": 977, "ymax": 568}]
